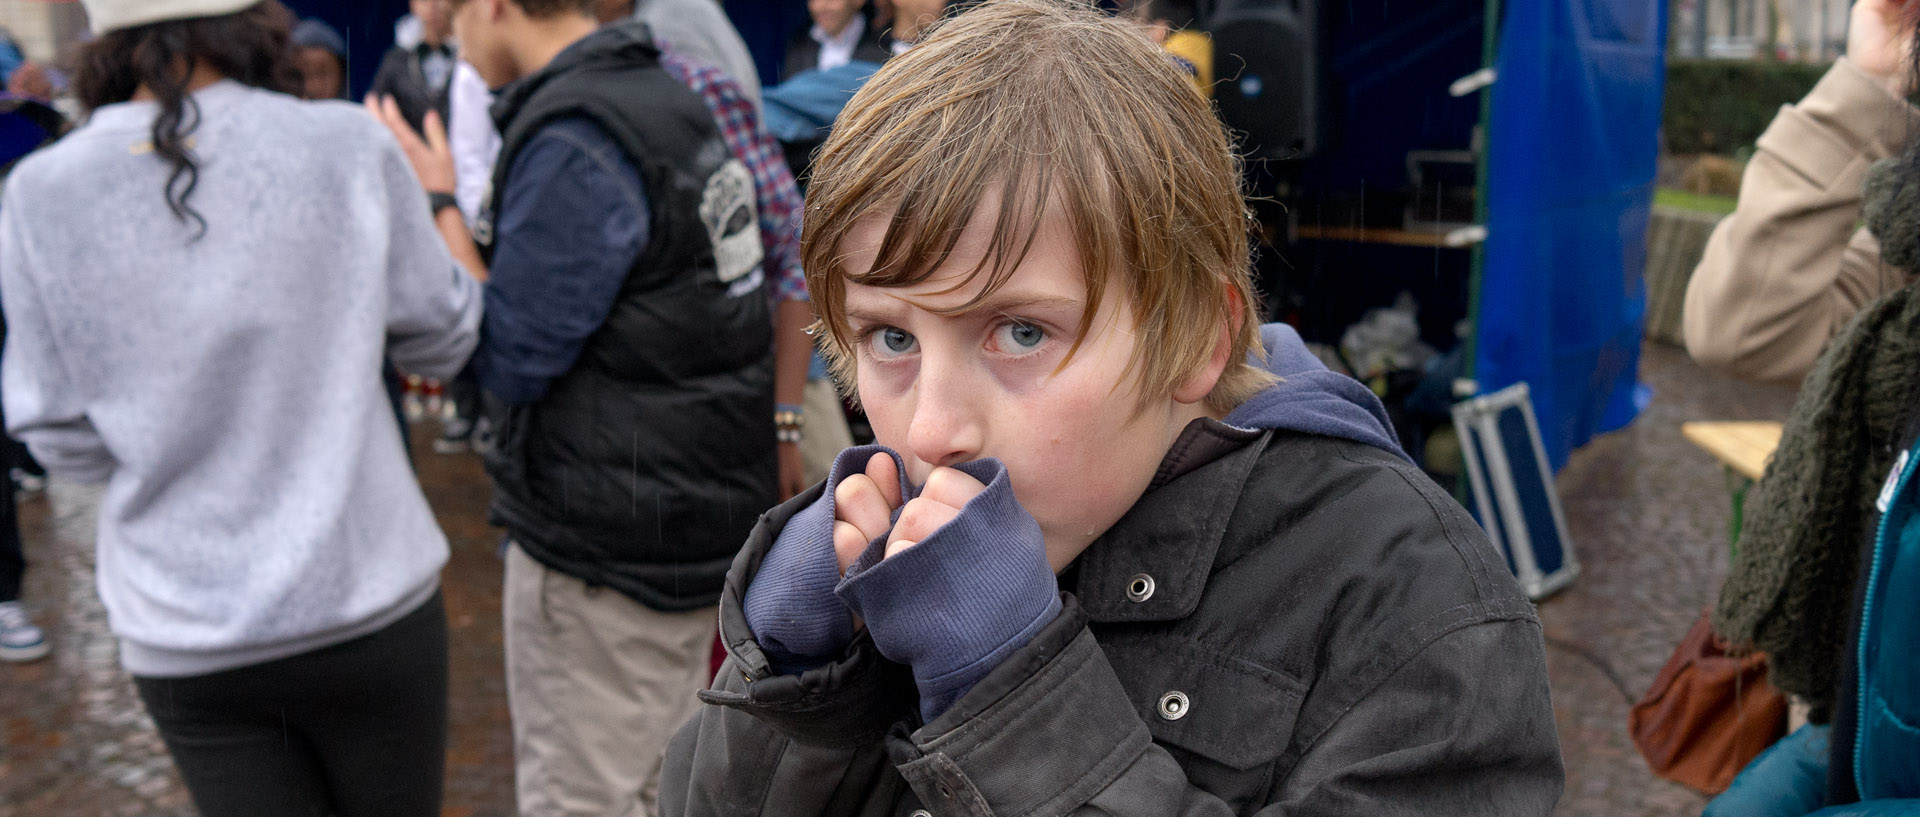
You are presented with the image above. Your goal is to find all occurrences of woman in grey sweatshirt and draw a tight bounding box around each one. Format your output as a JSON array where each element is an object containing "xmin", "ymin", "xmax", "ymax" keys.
[{"xmin": 0, "ymin": 2, "xmax": 481, "ymax": 815}]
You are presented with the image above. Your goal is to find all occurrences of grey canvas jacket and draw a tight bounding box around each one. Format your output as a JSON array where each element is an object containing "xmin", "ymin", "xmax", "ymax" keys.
[{"xmin": 663, "ymin": 422, "xmax": 1564, "ymax": 816}]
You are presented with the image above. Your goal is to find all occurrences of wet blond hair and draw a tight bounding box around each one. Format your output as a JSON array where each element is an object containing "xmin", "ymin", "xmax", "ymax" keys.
[{"xmin": 804, "ymin": 0, "xmax": 1274, "ymax": 414}]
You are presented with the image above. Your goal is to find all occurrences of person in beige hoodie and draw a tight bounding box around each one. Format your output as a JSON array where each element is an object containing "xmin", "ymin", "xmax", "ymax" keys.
[{"xmin": 1684, "ymin": 0, "xmax": 1920, "ymax": 385}]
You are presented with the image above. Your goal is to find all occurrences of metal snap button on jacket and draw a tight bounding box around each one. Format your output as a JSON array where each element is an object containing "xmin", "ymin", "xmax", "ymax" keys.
[
  {"xmin": 1126, "ymin": 573, "xmax": 1156, "ymax": 602},
  {"xmin": 910, "ymin": 810, "xmax": 933, "ymax": 817},
  {"xmin": 1158, "ymin": 690, "xmax": 1190, "ymax": 720}
]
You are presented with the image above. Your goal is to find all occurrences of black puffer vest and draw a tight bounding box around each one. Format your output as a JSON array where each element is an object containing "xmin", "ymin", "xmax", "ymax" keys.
[{"xmin": 478, "ymin": 23, "xmax": 776, "ymax": 612}]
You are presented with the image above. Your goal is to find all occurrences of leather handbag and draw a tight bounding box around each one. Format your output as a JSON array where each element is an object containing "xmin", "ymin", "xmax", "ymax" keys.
[{"xmin": 1629, "ymin": 610, "xmax": 1789, "ymax": 794}]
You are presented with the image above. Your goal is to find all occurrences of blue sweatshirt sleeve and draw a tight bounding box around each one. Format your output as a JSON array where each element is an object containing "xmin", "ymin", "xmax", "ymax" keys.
[
  {"xmin": 836, "ymin": 454, "xmax": 1061, "ymax": 722},
  {"xmin": 743, "ymin": 445, "xmax": 907, "ymax": 674},
  {"xmin": 472, "ymin": 118, "xmax": 649, "ymax": 405},
  {"xmin": 743, "ymin": 446, "xmax": 1062, "ymax": 722}
]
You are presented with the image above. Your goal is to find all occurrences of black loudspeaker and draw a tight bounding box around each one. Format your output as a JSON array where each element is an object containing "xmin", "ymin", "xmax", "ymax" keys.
[{"xmin": 1208, "ymin": 0, "xmax": 1320, "ymax": 160}]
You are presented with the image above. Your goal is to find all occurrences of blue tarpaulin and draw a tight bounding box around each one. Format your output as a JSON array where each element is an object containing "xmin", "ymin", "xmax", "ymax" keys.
[{"xmin": 1478, "ymin": 0, "xmax": 1663, "ymax": 470}]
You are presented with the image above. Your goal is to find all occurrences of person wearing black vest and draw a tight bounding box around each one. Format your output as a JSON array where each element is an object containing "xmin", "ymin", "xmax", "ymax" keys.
[{"xmin": 370, "ymin": 1, "xmax": 776, "ymax": 814}]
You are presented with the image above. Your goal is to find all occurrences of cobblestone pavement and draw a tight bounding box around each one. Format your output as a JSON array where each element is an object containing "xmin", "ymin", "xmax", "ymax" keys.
[
  {"xmin": 0, "ymin": 340, "xmax": 1799, "ymax": 816},
  {"xmin": 0, "ymin": 435, "xmax": 515, "ymax": 817},
  {"xmin": 1541, "ymin": 341, "xmax": 1798, "ymax": 817}
]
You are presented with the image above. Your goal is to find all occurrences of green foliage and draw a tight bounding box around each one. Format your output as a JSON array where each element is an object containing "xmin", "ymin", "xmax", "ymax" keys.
[
  {"xmin": 1664, "ymin": 59, "xmax": 1829, "ymax": 155},
  {"xmin": 1654, "ymin": 188, "xmax": 1739, "ymax": 215}
]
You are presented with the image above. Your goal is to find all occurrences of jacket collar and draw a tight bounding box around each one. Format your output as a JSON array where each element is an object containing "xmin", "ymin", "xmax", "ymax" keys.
[
  {"xmin": 1072, "ymin": 419, "xmax": 1269, "ymax": 624},
  {"xmin": 489, "ymin": 21, "xmax": 660, "ymax": 132}
]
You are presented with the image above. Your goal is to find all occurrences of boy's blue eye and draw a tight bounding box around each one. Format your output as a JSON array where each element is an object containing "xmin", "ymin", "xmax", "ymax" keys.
[
  {"xmin": 997, "ymin": 321, "xmax": 1046, "ymax": 351},
  {"xmin": 877, "ymin": 327, "xmax": 917, "ymax": 356}
]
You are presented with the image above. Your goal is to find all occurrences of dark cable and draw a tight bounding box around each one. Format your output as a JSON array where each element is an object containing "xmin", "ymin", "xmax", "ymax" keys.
[{"xmin": 1544, "ymin": 634, "xmax": 1638, "ymax": 707}]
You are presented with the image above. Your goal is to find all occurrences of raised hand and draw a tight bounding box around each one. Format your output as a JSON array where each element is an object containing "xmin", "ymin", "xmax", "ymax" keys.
[
  {"xmin": 1849, "ymin": 0, "xmax": 1918, "ymax": 98},
  {"xmin": 883, "ymin": 466, "xmax": 987, "ymax": 558},
  {"xmin": 832, "ymin": 451, "xmax": 903, "ymax": 574},
  {"xmin": 365, "ymin": 94, "xmax": 457, "ymax": 194}
]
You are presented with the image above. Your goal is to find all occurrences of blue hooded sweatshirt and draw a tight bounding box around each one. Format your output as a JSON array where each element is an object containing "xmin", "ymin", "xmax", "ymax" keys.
[
  {"xmin": 1225, "ymin": 323, "xmax": 1410, "ymax": 462},
  {"xmin": 743, "ymin": 323, "xmax": 1411, "ymax": 720}
]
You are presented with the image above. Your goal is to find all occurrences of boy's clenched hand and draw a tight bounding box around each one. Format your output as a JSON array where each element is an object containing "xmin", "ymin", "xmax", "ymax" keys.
[
  {"xmin": 831, "ymin": 453, "xmax": 1060, "ymax": 721},
  {"xmin": 746, "ymin": 444, "xmax": 1058, "ymax": 715},
  {"xmin": 833, "ymin": 454, "xmax": 989, "ymax": 573},
  {"xmin": 831, "ymin": 452, "xmax": 900, "ymax": 573}
]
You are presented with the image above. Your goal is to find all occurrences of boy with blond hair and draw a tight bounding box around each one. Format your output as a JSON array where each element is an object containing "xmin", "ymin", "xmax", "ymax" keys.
[{"xmin": 662, "ymin": 1, "xmax": 1563, "ymax": 813}]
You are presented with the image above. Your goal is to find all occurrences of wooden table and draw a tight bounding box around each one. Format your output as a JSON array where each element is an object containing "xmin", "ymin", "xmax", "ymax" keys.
[{"xmin": 1681, "ymin": 421, "xmax": 1784, "ymax": 545}]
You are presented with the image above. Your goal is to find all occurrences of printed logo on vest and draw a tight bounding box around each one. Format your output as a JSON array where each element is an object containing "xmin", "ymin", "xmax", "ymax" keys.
[{"xmin": 699, "ymin": 159, "xmax": 763, "ymax": 292}]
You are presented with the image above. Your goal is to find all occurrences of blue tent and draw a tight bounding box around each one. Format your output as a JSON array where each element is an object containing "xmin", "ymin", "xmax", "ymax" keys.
[{"xmin": 1478, "ymin": 0, "xmax": 1662, "ymax": 469}]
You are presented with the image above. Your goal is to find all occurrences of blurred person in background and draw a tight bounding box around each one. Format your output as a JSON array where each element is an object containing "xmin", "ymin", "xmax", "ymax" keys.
[
  {"xmin": 373, "ymin": 0, "xmax": 458, "ymax": 135},
  {"xmin": 595, "ymin": 0, "xmax": 761, "ymax": 108},
  {"xmin": 779, "ymin": 0, "xmax": 890, "ymax": 82},
  {"xmin": 0, "ymin": 91, "xmax": 65, "ymax": 665},
  {"xmin": 380, "ymin": 1, "xmax": 484, "ymax": 454},
  {"xmin": 1701, "ymin": 0, "xmax": 1920, "ymax": 813},
  {"xmin": 1683, "ymin": 0, "xmax": 1919, "ymax": 385},
  {"xmin": 370, "ymin": 0, "xmax": 775, "ymax": 812},
  {"xmin": 588, "ymin": 1, "xmax": 819, "ymax": 496},
  {"xmin": 0, "ymin": 2, "xmax": 482, "ymax": 815},
  {"xmin": 291, "ymin": 17, "xmax": 350, "ymax": 99}
]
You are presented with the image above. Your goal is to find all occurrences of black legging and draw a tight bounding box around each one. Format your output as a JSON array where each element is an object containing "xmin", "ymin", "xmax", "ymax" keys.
[
  {"xmin": 133, "ymin": 591, "xmax": 449, "ymax": 817},
  {"xmin": 0, "ymin": 463, "xmax": 18, "ymax": 603},
  {"xmin": 0, "ymin": 426, "xmax": 25, "ymax": 604}
]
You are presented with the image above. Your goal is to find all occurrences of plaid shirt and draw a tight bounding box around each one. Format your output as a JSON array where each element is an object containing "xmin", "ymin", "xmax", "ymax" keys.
[{"xmin": 660, "ymin": 49, "xmax": 808, "ymax": 304}]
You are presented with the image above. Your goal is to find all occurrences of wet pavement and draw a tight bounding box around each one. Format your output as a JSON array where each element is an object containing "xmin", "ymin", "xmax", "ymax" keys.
[
  {"xmin": 0, "ymin": 436, "xmax": 516, "ymax": 817},
  {"xmin": 0, "ymin": 339, "xmax": 1799, "ymax": 817}
]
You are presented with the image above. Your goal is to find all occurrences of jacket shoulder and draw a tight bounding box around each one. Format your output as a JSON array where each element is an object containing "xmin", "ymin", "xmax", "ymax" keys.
[{"xmin": 1210, "ymin": 433, "xmax": 1536, "ymax": 672}]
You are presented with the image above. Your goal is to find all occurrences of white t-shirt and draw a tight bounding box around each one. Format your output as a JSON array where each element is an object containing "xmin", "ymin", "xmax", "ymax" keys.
[{"xmin": 447, "ymin": 60, "xmax": 502, "ymax": 226}]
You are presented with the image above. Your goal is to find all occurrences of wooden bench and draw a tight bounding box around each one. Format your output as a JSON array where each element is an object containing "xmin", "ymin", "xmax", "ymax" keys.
[
  {"xmin": 1681, "ymin": 421, "xmax": 1782, "ymax": 481},
  {"xmin": 1681, "ymin": 421, "xmax": 1784, "ymax": 545}
]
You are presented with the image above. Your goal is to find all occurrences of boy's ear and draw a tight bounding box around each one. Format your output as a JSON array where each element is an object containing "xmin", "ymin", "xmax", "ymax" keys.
[{"xmin": 1172, "ymin": 285, "xmax": 1242, "ymax": 405}]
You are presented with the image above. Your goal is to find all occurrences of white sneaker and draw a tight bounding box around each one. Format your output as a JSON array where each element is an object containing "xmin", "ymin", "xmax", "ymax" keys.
[
  {"xmin": 469, "ymin": 416, "xmax": 495, "ymax": 456},
  {"xmin": 0, "ymin": 601, "xmax": 49, "ymax": 662},
  {"xmin": 10, "ymin": 468, "xmax": 45, "ymax": 494}
]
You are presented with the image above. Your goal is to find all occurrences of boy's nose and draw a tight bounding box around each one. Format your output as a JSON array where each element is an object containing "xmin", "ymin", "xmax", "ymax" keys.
[{"xmin": 905, "ymin": 356, "xmax": 985, "ymax": 470}]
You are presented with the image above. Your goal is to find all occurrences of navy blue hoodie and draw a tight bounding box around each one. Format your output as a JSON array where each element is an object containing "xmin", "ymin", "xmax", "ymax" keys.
[
  {"xmin": 1224, "ymin": 323, "xmax": 1410, "ymax": 462},
  {"xmin": 743, "ymin": 323, "xmax": 1411, "ymax": 719}
]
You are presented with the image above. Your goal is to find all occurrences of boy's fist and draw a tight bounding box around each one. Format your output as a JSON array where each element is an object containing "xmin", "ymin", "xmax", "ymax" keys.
[
  {"xmin": 831, "ymin": 455, "xmax": 989, "ymax": 572},
  {"xmin": 833, "ymin": 452, "xmax": 902, "ymax": 573},
  {"xmin": 885, "ymin": 467, "xmax": 988, "ymax": 557}
]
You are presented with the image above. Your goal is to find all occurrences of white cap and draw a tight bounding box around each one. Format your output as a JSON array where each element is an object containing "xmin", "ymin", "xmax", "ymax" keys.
[{"xmin": 81, "ymin": 0, "xmax": 263, "ymax": 34}]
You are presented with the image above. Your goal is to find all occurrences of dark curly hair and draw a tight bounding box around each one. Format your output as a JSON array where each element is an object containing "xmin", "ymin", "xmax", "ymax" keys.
[{"xmin": 70, "ymin": 1, "xmax": 299, "ymax": 237}]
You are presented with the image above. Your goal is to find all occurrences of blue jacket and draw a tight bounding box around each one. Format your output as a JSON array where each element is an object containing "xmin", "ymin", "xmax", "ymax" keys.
[
  {"xmin": 1846, "ymin": 442, "xmax": 1920, "ymax": 803},
  {"xmin": 760, "ymin": 61, "xmax": 882, "ymax": 143},
  {"xmin": 1708, "ymin": 439, "xmax": 1920, "ymax": 816}
]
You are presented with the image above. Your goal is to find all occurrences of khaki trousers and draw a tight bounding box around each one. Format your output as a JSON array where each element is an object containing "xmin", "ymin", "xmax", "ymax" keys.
[
  {"xmin": 503, "ymin": 543, "xmax": 716, "ymax": 817},
  {"xmin": 798, "ymin": 377, "xmax": 856, "ymax": 485}
]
